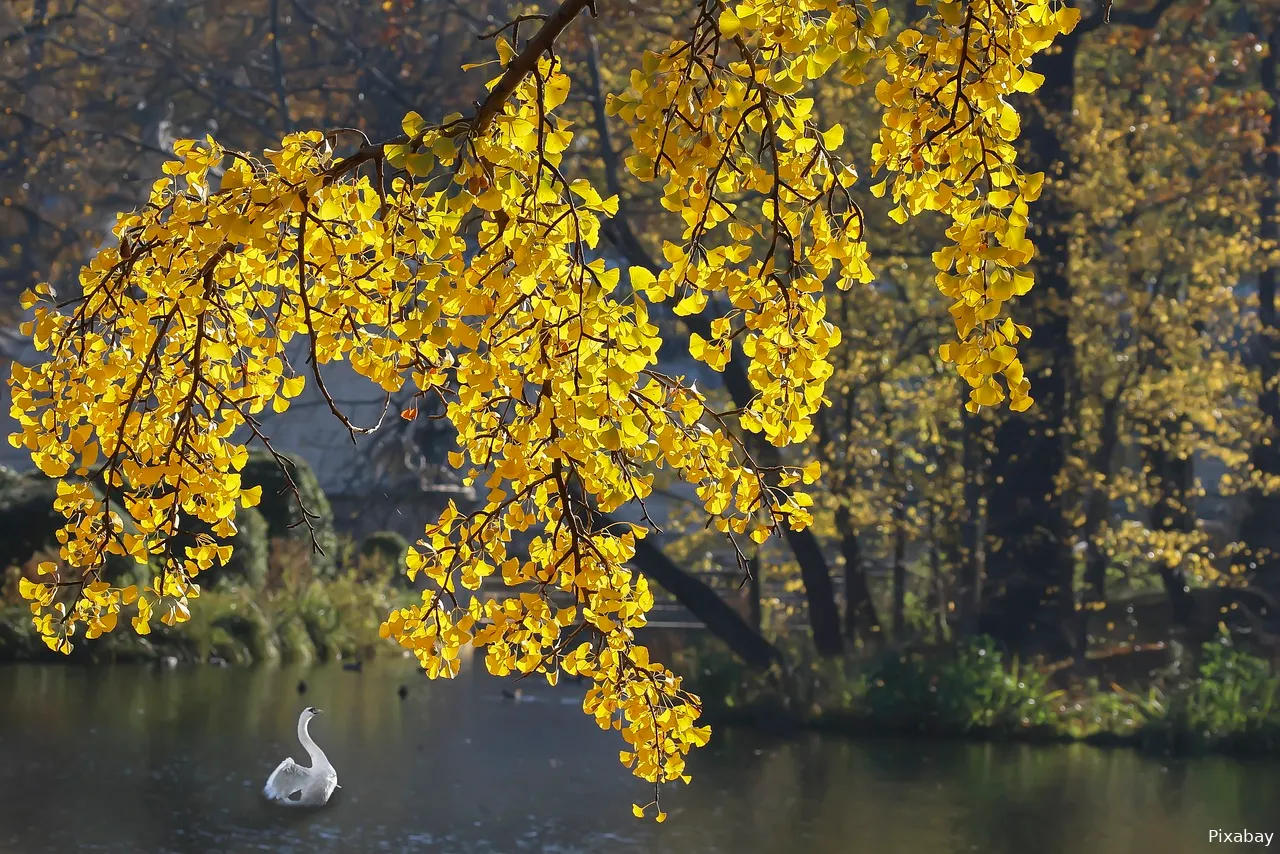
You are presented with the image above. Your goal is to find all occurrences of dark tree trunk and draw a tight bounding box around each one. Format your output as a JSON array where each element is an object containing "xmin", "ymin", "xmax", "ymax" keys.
[
  {"xmin": 778, "ymin": 522, "xmax": 845, "ymax": 655},
  {"xmin": 1077, "ymin": 490, "xmax": 1110, "ymax": 656},
  {"xmin": 604, "ymin": 516, "xmax": 783, "ymax": 670},
  {"xmin": 892, "ymin": 513, "xmax": 907, "ymax": 642},
  {"xmin": 978, "ymin": 30, "xmax": 1081, "ymax": 661},
  {"xmin": 836, "ymin": 505, "xmax": 881, "ymax": 640},
  {"xmin": 713, "ymin": 347, "xmax": 844, "ymax": 655},
  {"xmin": 1147, "ymin": 427, "xmax": 1198, "ymax": 633},
  {"xmin": 1241, "ymin": 23, "xmax": 1280, "ymax": 605},
  {"xmin": 928, "ymin": 503, "xmax": 947, "ymax": 643},
  {"xmin": 888, "ymin": 443, "xmax": 907, "ymax": 641},
  {"xmin": 747, "ymin": 550, "xmax": 762, "ymax": 632},
  {"xmin": 959, "ymin": 399, "xmax": 987, "ymax": 635},
  {"xmin": 1077, "ymin": 394, "xmax": 1124, "ymax": 654}
]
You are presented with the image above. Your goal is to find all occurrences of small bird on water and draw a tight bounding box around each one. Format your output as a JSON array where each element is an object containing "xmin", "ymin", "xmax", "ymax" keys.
[
  {"xmin": 397, "ymin": 685, "xmax": 408, "ymax": 700},
  {"xmin": 297, "ymin": 680, "xmax": 308, "ymax": 695},
  {"xmin": 341, "ymin": 660, "xmax": 363, "ymax": 673},
  {"xmin": 501, "ymin": 687, "xmax": 524, "ymax": 702},
  {"xmin": 263, "ymin": 707, "xmax": 339, "ymax": 808}
]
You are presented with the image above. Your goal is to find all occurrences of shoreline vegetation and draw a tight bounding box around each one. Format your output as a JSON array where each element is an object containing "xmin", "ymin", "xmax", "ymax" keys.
[
  {"xmin": 5, "ymin": 456, "xmax": 1279, "ymax": 763},
  {"xmin": 5, "ymin": 582, "xmax": 1279, "ymax": 765},
  {"xmin": 0, "ymin": 569, "xmax": 417, "ymax": 666},
  {"xmin": 677, "ymin": 633, "xmax": 1280, "ymax": 761},
  {"xmin": 0, "ymin": 573, "xmax": 415, "ymax": 667},
  {"xmin": 0, "ymin": 456, "xmax": 417, "ymax": 667}
]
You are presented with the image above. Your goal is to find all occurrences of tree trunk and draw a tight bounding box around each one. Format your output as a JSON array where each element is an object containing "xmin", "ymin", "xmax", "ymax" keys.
[
  {"xmin": 604, "ymin": 516, "xmax": 783, "ymax": 670},
  {"xmin": 892, "ymin": 511, "xmax": 907, "ymax": 642},
  {"xmin": 888, "ymin": 443, "xmax": 907, "ymax": 642},
  {"xmin": 1146, "ymin": 427, "xmax": 1198, "ymax": 633},
  {"xmin": 1241, "ymin": 22, "xmax": 1280, "ymax": 605},
  {"xmin": 836, "ymin": 505, "xmax": 881, "ymax": 641},
  {"xmin": 1077, "ymin": 393, "xmax": 1124, "ymax": 654},
  {"xmin": 979, "ymin": 30, "xmax": 1081, "ymax": 661},
  {"xmin": 928, "ymin": 503, "xmax": 947, "ymax": 643},
  {"xmin": 959, "ymin": 399, "xmax": 987, "ymax": 635},
  {"xmin": 719, "ymin": 350, "xmax": 843, "ymax": 656}
]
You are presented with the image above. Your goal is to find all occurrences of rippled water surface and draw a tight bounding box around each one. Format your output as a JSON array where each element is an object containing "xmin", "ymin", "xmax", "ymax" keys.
[{"xmin": 1, "ymin": 656, "xmax": 1278, "ymax": 853}]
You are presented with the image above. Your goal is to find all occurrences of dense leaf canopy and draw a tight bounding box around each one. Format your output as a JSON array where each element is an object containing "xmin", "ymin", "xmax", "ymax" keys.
[{"xmin": 10, "ymin": 0, "xmax": 1093, "ymax": 811}]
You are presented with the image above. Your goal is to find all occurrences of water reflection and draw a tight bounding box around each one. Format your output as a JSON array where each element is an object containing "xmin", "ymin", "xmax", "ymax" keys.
[{"xmin": 0, "ymin": 660, "xmax": 1277, "ymax": 853}]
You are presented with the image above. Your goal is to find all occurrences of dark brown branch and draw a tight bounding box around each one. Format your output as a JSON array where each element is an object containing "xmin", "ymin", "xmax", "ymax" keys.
[
  {"xmin": 602, "ymin": 514, "xmax": 783, "ymax": 670},
  {"xmin": 472, "ymin": 0, "xmax": 596, "ymax": 136},
  {"xmin": 324, "ymin": 0, "xmax": 596, "ymax": 182},
  {"xmin": 1, "ymin": 1, "xmax": 80, "ymax": 50},
  {"xmin": 1079, "ymin": 0, "xmax": 1182, "ymax": 34}
]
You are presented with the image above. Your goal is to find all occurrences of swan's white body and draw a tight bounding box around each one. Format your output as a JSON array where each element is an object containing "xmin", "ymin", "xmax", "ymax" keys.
[{"xmin": 263, "ymin": 707, "xmax": 339, "ymax": 807}]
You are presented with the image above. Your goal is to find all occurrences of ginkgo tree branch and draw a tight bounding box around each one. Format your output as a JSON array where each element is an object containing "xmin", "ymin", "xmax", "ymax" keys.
[
  {"xmin": 474, "ymin": 0, "xmax": 596, "ymax": 134},
  {"xmin": 11, "ymin": 0, "xmax": 1085, "ymax": 819},
  {"xmin": 322, "ymin": 0, "xmax": 597, "ymax": 180},
  {"xmin": 583, "ymin": 26, "xmax": 847, "ymax": 655}
]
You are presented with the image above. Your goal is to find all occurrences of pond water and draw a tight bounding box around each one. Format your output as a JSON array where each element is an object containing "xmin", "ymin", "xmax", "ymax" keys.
[{"xmin": 0, "ymin": 654, "xmax": 1277, "ymax": 853}]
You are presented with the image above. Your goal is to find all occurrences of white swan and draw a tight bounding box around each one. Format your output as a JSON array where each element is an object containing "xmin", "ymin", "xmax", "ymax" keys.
[{"xmin": 263, "ymin": 706, "xmax": 339, "ymax": 807}]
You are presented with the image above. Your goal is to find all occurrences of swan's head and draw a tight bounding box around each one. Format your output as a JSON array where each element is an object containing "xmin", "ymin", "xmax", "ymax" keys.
[{"xmin": 301, "ymin": 706, "xmax": 323, "ymax": 719}]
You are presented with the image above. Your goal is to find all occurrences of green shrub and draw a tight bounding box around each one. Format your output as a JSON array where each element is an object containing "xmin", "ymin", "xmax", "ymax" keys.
[
  {"xmin": 1057, "ymin": 677, "xmax": 1156, "ymax": 737},
  {"xmin": 860, "ymin": 637, "xmax": 1062, "ymax": 733},
  {"xmin": 213, "ymin": 597, "xmax": 280, "ymax": 665},
  {"xmin": 226, "ymin": 507, "xmax": 271, "ymax": 589},
  {"xmin": 0, "ymin": 604, "xmax": 41, "ymax": 660},
  {"xmin": 678, "ymin": 634, "xmax": 1062, "ymax": 734},
  {"xmin": 276, "ymin": 615, "xmax": 317, "ymax": 665},
  {"xmin": 359, "ymin": 530, "xmax": 411, "ymax": 585},
  {"xmin": 240, "ymin": 450, "xmax": 337, "ymax": 579},
  {"xmin": 280, "ymin": 571, "xmax": 401, "ymax": 661},
  {"xmin": 208, "ymin": 627, "xmax": 253, "ymax": 665},
  {"xmin": 1146, "ymin": 630, "xmax": 1280, "ymax": 751}
]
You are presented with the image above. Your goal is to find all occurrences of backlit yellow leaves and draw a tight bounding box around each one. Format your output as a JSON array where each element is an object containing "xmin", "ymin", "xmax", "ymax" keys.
[
  {"xmin": 873, "ymin": 0, "xmax": 1079, "ymax": 413},
  {"xmin": 7, "ymin": 0, "xmax": 1075, "ymax": 812},
  {"xmin": 608, "ymin": 0, "xmax": 878, "ymax": 447},
  {"xmin": 9, "ymin": 34, "xmax": 793, "ymax": 801}
]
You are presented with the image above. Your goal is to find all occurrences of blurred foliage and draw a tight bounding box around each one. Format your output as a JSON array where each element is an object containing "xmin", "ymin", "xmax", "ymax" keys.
[
  {"xmin": 678, "ymin": 628, "xmax": 1280, "ymax": 754},
  {"xmin": 241, "ymin": 451, "xmax": 338, "ymax": 580},
  {"xmin": 1143, "ymin": 629, "xmax": 1280, "ymax": 751},
  {"xmin": 859, "ymin": 639, "xmax": 1062, "ymax": 732},
  {"xmin": 358, "ymin": 530, "xmax": 412, "ymax": 587},
  {"xmin": 1, "ymin": 531, "xmax": 415, "ymax": 664}
]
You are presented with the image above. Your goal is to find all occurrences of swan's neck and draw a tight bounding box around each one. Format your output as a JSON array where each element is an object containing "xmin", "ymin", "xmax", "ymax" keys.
[{"xmin": 298, "ymin": 716, "xmax": 331, "ymax": 771}]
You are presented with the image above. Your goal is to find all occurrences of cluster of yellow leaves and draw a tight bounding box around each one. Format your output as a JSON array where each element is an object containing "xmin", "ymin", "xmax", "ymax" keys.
[
  {"xmin": 367, "ymin": 45, "xmax": 810, "ymax": 792},
  {"xmin": 7, "ymin": 37, "xmax": 822, "ymax": 795},
  {"xmin": 607, "ymin": 0, "xmax": 885, "ymax": 447},
  {"xmin": 7, "ymin": 0, "xmax": 1079, "ymax": 809},
  {"xmin": 873, "ymin": 0, "xmax": 1080, "ymax": 412}
]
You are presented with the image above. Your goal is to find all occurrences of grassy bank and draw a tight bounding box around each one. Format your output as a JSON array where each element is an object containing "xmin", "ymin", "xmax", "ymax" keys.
[
  {"xmin": 0, "ymin": 543, "xmax": 418, "ymax": 666},
  {"xmin": 674, "ymin": 632, "xmax": 1280, "ymax": 758}
]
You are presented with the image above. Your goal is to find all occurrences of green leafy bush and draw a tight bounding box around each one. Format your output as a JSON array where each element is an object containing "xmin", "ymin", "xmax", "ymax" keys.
[
  {"xmin": 860, "ymin": 637, "xmax": 1061, "ymax": 733},
  {"xmin": 240, "ymin": 451, "xmax": 338, "ymax": 579},
  {"xmin": 1145, "ymin": 630, "xmax": 1280, "ymax": 751},
  {"xmin": 358, "ymin": 530, "xmax": 411, "ymax": 586}
]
